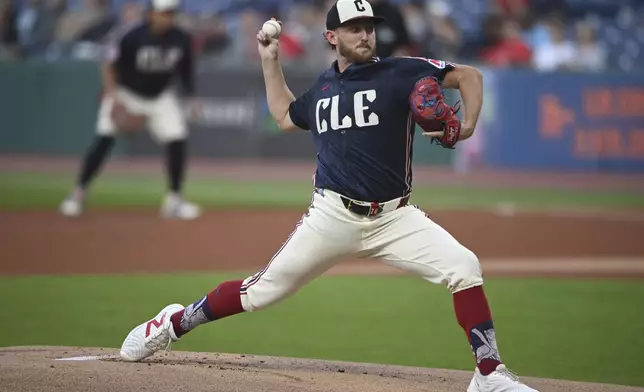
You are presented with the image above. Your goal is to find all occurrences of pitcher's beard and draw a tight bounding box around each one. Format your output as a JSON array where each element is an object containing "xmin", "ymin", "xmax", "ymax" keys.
[{"xmin": 338, "ymin": 41, "xmax": 376, "ymax": 63}]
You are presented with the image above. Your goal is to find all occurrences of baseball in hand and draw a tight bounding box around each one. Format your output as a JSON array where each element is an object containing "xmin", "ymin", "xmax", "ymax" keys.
[{"xmin": 262, "ymin": 20, "xmax": 281, "ymax": 39}]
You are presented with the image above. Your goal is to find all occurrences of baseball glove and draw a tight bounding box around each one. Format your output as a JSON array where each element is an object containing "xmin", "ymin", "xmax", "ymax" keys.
[
  {"xmin": 409, "ymin": 76, "xmax": 462, "ymax": 149},
  {"xmin": 111, "ymin": 101, "xmax": 146, "ymax": 133}
]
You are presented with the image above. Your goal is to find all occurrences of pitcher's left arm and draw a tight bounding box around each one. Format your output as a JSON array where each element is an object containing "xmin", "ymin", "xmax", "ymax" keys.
[
  {"xmin": 441, "ymin": 64, "xmax": 483, "ymax": 141},
  {"xmin": 178, "ymin": 34, "xmax": 195, "ymax": 97}
]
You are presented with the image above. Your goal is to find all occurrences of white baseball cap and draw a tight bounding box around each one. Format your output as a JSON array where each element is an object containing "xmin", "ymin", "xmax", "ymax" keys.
[
  {"xmin": 325, "ymin": 0, "xmax": 386, "ymax": 30},
  {"xmin": 151, "ymin": 0, "xmax": 179, "ymax": 12}
]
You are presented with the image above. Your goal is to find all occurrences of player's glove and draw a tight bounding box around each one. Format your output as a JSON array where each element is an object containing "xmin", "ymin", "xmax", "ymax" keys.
[
  {"xmin": 409, "ymin": 76, "xmax": 462, "ymax": 149},
  {"xmin": 111, "ymin": 101, "xmax": 145, "ymax": 133},
  {"xmin": 428, "ymin": 104, "xmax": 462, "ymax": 149}
]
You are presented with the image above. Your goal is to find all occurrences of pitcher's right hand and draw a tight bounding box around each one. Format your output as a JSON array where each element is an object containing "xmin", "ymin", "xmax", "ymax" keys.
[{"xmin": 257, "ymin": 18, "xmax": 282, "ymax": 61}]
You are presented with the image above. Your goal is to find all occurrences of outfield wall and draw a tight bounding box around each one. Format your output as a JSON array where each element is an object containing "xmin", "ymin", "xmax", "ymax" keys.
[
  {"xmin": 481, "ymin": 69, "xmax": 644, "ymax": 173},
  {"xmin": 0, "ymin": 62, "xmax": 642, "ymax": 172}
]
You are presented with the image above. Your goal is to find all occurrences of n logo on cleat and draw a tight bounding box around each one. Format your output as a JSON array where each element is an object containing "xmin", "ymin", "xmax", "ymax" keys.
[{"xmin": 145, "ymin": 314, "xmax": 166, "ymax": 337}]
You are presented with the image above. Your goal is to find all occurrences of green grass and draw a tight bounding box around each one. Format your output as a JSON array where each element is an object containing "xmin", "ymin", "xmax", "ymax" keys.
[
  {"xmin": 0, "ymin": 273, "xmax": 642, "ymax": 387},
  {"xmin": 1, "ymin": 172, "xmax": 643, "ymax": 210}
]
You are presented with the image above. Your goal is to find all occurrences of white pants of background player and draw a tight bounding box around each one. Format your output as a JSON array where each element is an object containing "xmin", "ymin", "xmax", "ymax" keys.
[
  {"xmin": 240, "ymin": 188, "xmax": 483, "ymax": 311},
  {"xmin": 91, "ymin": 86, "xmax": 199, "ymax": 220},
  {"xmin": 96, "ymin": 87, "xmax": 187, "ymax": 142}
]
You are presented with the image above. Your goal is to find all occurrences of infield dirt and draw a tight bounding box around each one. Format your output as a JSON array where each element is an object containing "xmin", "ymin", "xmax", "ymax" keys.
[{"xmin": 2, "ymin": 157, "xmax": 643, "ymax": 391}]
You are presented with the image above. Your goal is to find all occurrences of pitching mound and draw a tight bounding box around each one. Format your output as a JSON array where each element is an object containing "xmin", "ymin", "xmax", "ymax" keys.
[{"xmin": 1, "ymin": 347, "xmax": 641, "ymax": 392}]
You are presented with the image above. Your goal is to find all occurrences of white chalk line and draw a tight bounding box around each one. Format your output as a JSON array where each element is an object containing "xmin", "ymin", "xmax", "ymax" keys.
[
  {"xmin": 326, "ymin": 258, "xmax": 644, "ymax": 276},
  {"xmin": 55, "ymin": 355, "xmax": 119, "ymax": 361},
  {"xmin": 488, "ymin": 202, "xmax": 644, "ymax": 221}
]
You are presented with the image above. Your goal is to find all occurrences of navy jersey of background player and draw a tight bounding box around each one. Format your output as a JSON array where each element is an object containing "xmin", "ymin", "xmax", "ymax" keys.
[
  {"xmin": 289, "ymin": 56, "xmax": 455, "ymax": 203},
  {"xmin": 108, "ymin": 22, "xmax": 193, "ymax": 98}
]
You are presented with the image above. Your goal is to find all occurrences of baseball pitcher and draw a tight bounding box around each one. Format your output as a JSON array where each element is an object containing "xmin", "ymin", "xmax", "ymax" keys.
[
  {"xmin": 119, "ymin": 1, "xmax": 538, "ymax": 391},
  {"xmin": 59, "ymin": 0, "xmax": 201, "ymax": 219}
]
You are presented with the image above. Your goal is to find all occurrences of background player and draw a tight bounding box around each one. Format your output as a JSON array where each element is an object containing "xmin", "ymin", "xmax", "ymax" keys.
[
  {"xmin": 119, "ymin": 1, "xmax": 537, "ymax": 391},
  {"xmin": 59, "ymin": 0, "xmax": 201, "ymax": 220}
]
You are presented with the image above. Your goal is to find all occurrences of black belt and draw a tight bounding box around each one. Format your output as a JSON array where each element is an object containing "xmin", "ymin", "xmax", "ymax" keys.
[{"xmin": 340, "ymin": 195, "xmax": 410, "ymax": 217}]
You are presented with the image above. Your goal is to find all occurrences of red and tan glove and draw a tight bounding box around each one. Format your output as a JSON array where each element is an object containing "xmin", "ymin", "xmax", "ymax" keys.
[
  {"xmin": 409, "ymin": 76, "xmax": 462, "ymax": 149},
  {"xmin": 111, "ymin": 101, "xmax": 146, "ymax": 133}
]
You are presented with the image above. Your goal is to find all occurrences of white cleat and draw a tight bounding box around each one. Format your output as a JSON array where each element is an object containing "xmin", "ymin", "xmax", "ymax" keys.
[
  {"xmin": 120, "ymin": 303, "xmax": 184, "ymax": 362},
  {"xmin": 59, "ymin": 196, "xmax": 83, "ymax": 217},
  {"xmin": 160, "ymin": 195, "xmax": 202, "ymax": 220},
  {"xmin": 467, "ymin": 364, "xmax": 539, "ymax": 392}
]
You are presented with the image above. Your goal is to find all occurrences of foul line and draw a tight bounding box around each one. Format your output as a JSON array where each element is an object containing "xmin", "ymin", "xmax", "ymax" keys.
[
  {"xmin": 324, "ymin": 258, "xmax": 644, "ymax": 277},
  {"xmin": 55, "ymin": 355, "xmax": 119, "ymax": 361}
]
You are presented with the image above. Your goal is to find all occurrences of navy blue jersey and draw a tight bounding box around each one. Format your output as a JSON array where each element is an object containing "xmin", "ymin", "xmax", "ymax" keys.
[
  {"xmin": 104, "ymin": 22, "xmax": 193, "ymax": 98},
  {"xmin": 288, "ymin": 56, "xmax": 455, "ymax": 203}
]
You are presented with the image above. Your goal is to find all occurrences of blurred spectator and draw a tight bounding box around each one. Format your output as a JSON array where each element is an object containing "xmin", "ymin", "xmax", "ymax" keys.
[
  {"xmin": 268, "ymin": 12, "xmax": 306, "ymax": 61},
  {"xmin": 237, "ymin": 9, "xmax": 264, "ymax": 61},
  {"xmin": 55, "ymin": 0, "xmax": 109, "ymax": 44},
  {"xmin": 529, "ymin": 0, "xmax": 567, "ymax": 19},
  {"xmin": 119, "ymin": 2, "xmax": 143, "ymax": 27},
  {"xmin": 0, "ymin": 0, "xmax": 20, "ymax": 59},
  {"xmin": 66, "ymin": 1, "xmax": 135, "ymax": 60},
  {"xmin": 532, "ymin": 17, "xmax": 575, "ymax": 72},
  {"xmin": 75, "ymin": 12, "xmax": 117, "ymax": 43},
  {"xmin": 368, "ymin": 0, "xmax": 411, "ymax": 57},
  {"xmin": 181, "ymin": 12, "xmax": 229, "ymax": 57},
  {"xmin": 276, "ymin": 3, "xmax": 327, "ymax": 64},
  {"xmin": 75, "ymin": 1, "xmax": 145, "ymax": 44},
  {"xmin": 494, "ymin": 0, "xmax": 529, "ymax": 22},
  {"xmin": 479, "ymin": 16, "xmax": 532, "ymax": 68},
  {"xmin": 2, "ymin": 0, "xmax": 641, "ymax": 72},
  {"xmin": 16, "ymin": 0, "xmax": 60, "ymax": 57},
  {"xmin": 569, "ymin": 21, "xmax": 606, "ymax": 72},
  {"xmin": 523, "ymin": 10, "xmax": 563, "ymax": 49},
  {"xmin": 399, "ymin": 2, "xmax": 424, "ymax": 46},
  {"xmin": 422, "ymin": 0, "xmax": 462, "ymax": 61}
]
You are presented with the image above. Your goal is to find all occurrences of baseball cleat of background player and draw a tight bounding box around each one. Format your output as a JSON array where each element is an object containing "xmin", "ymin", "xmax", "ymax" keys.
[
  {"xmin": 118, "ymin": 1, "xmax": 538, "ymax": 390},
  {"xmin": 59, "ymin": 0, "xmax": 202, "ymax": 219},
  {"xmin": 59, "ymin": 194, "xmax": 84, "ymax": 217},
  {"xmin": 160, "ymin": 194, "xmax": 202, "ymax": 220},
  {"xmin": 120, "ymin": 303, "xmax": 184, "ymax": 362},
  {"xmin": 59, "ymin": 193, "xmax": 202, "ymax": 220}
]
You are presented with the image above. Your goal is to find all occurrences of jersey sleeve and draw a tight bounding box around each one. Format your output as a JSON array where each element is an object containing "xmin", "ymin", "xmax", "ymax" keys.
[
  {"xmin": 400, "ymin": 56, "xmax": 456, "ymax": 84},
  {"xmin": 287, "ymin": 88, "xmax": 313, "ymax": 131},
  {"xmin": 394, "ymin": 56, "xmax": 457, "ymax": 98}
]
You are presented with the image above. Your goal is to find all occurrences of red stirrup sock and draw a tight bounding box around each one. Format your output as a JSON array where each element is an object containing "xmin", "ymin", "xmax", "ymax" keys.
[
  {"xmin": 170, "ymin": 280, "xmax": 244, "ymax": 338},
  {"xmin": 453, "ymin": 285, "xmax": 503, "ymax": 376}
]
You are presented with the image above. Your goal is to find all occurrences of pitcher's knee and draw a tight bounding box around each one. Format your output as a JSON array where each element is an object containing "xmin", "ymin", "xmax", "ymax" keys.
[
  {"xmin": 240, "ymin": 276, "xmax": 297, "ymax": 312},
  {"xmin": 445, "ymin": 246, "xmax": 483, "ymax": 293}
]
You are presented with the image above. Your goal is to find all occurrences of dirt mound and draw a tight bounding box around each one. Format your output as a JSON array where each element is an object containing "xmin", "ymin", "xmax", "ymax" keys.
[{"xmin": 1, "ymin": 346, "xmax": 641, "ymax": 392}]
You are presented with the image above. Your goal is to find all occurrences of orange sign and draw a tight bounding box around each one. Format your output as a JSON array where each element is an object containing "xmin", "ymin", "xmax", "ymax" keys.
[
  {"xmin": 574, "ymin": 128, "xmax": 644, "ymax": 158},
  {"xmin": 539, "ymin": 86, "xmax": 643, "ymax": 160},
  {"xmin": 583, "ymin": 88, "xmax": 613, "ymax": 116},
  {"xmin": 630, "ymin": 129, "xmax": 644, "ymax": 156},
  {"xmin": 584, "ymin": 87, "xmax": 644, "ymax": 117},
  {"xmin": 539, "ymin": 95, "xmax": 575, "ymax": 138},
  {"xmin": 618, "ymin": 88, "xmax": 644, "ymax": 116}
]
